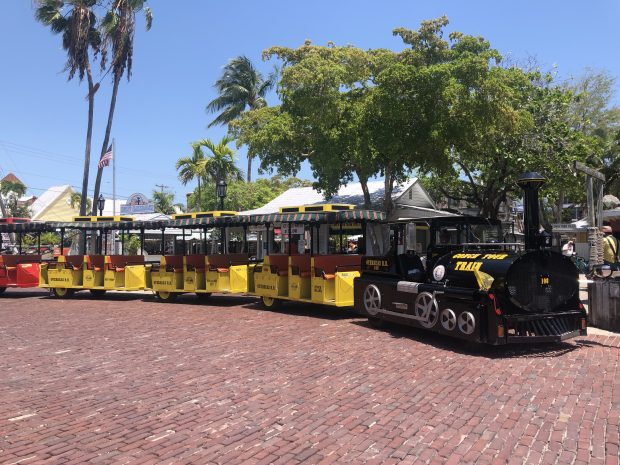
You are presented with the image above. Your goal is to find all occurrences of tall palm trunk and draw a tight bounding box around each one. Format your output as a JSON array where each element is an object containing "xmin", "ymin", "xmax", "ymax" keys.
[
  {"xmin": 197, "ymin": 178, "xmax": 201, "ymax": 212},
  {"xmin": 80, "ymin": 68, "xmax": 96, "ymax": 216},
  {"xmin": 91, "ymin": 73, "xmax": 121, "ymax": 214},
  {"xmin": 247, "ymin": 154, "xmax": 252, "ymax": 183}
]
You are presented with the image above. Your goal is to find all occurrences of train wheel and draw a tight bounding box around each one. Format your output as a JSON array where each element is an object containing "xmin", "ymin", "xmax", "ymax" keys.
[
  {"xmin": 89, "ymin": 290, "xmax": 107, "ymax": 298},
  {"xmin": 52, "ymin": 288, "xmax": 74, "ymax": 299},
  {"xmin": 0, "ymin": 287, "xmax": 6, "ymax": 296},
  {"xmin": 363, "ymin": 285, "xmax": 382, "ymax": 316},
  {"xmin": 261, "ymin": 296, "xmax": 282, "ymax": 310},
  {"xmin": 156, "ymin": 291, "xmax": 178, "ymax": 303},
  {"xmin": 458, "ymin": 312, "xmax": 476, "ymax": 335},
  {"xmin": 440, "ymin": 308, "xmax": 457, "ymax": 331},
  {"xmin": 196, "ymin": 292, "xmax": 212, "ymax": 302},
  {"xmin": 415, "ymin": 292, "xmax": 439, "ymax": 328}
]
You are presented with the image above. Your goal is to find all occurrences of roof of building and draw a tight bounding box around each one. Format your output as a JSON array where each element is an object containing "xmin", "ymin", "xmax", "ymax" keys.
[
  {"xmin": 241, "ymin": 179, "xmax": 437, "ymax": 215},
  {"xmin": 1, "ymin": 173, "xmax": 24, "ymax": 185},
  {"xmin": 30, "ymin": 185, "xmax": 73, "ymax": 220}
]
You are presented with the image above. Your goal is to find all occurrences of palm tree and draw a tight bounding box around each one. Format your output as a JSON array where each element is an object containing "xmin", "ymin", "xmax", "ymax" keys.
[
  {"xmin": 91, "ymin": 0, "xmax": 152, "ymax": 214},
  {"xmin": 197, "ymin": 136, "xmax": 243, "ymax": 185},
  {"xmin": 36, "ymin": 0, "xmax": 102, "ymax": 216},
  {"xmin": 206, "ymin": 56, "xmax": 276, "ymax": 182},
  {"xmin": 152, "ymin": 190, "xmax": 175, "ymax": 215},
  {"xmin": 176, "ymin": 144, "xmax": 207, "ymax": 212},
  {"xmin": 69, "ymin": 192, "xmax": 92, "ymax": 213}
]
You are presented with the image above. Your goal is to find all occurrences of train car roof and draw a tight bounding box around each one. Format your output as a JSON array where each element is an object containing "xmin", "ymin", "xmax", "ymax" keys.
[
  {"xmin": 247, "ymin": 209, "xmax": 386, "ymax": 224},
  {"xmin": 0, "ymin": 209, "xmax": 386, "ymax": 233}
]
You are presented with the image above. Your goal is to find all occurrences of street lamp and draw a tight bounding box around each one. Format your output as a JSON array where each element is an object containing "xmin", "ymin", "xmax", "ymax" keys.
[
  {"xmin": 216, "ymin": 180, "xmax": 228, "ymax": 210},
  {"xmin": 97, "ymin": 194, "xmax": 106, "ymax": 216},
  {"xmin": 186, "ymin": 192, "xmax": 192, "ymax": 212}
]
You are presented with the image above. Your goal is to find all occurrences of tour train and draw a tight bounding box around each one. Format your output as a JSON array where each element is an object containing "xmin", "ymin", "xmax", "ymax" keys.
[{"xmin": 0, "ymin": 173, "xmax": 588, "ymax": 344}]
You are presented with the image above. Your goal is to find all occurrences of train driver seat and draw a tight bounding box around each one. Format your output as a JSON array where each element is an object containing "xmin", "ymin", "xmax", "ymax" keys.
[{"xmin": 396, "ymin": 251, "xmax": 425, "ymax": 282}]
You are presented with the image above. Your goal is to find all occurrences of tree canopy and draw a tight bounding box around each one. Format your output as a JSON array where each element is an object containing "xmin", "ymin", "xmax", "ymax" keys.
[{"xmin": 232, "ymin": 17, "xmax": 617, "ymax": 219}]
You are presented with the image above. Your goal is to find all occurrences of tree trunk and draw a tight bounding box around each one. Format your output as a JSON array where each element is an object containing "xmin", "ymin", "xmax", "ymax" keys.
[
  {"xmin": 554, "ymin": 192, "xmax": 564, "ymax": 223},
  {"xmin": 80, "ymin": 68, "xmax": 96, "ymax": 216},
  {"xmin": 0, "ymin": 193, "xmax": 8, "ymax": 218},
  {"xmin": 383, "ymin": 163, "xmax": 394, "ymax": 214},
  {"xmin": 91, "ymin": 74, "xmax": 121, "ymax": 215},
  {"xmin": 360, "ymin": 178, "xmax": 371, "ymax": 209},
  {"xmin": 247, "ymin": 154, "xmax": 252, "ymax": 183}
]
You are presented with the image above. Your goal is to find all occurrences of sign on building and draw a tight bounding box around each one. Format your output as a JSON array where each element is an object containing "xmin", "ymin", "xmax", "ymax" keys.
[{"xmin": 120, "ymin": 193, "xmax": 155, "ymax": 214}]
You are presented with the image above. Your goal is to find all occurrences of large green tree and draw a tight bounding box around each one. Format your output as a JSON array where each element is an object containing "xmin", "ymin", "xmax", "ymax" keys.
[
  {"xmin": 206, "ymin": 56, "xmax": 276, "ymax": 182},
  {"xmin": 91, "ymin": 0, "xmax": 152, "ymax": 214},
  {"xmin": 234, "ymin": 18, "xmax": 508, "ymax": 214},
  {"xmin": 36, "ymin": 0, "xmax": 102, "ymax": 216},
  {"xmin": 566, "ymin": 70, "xmax": 620, "ymax": 198}
]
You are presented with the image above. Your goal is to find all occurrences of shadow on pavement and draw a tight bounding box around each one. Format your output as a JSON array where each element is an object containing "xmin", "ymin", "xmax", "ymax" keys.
[
  {"xmin": 573, "ymin": 338, "xmax": 620, "ymax": 350},
  {"xmin": 0, "ymin": 289, "xmax": 52, "ymax": 299},
  {"xmin": 352, "ymin": 320, "xmax": 581, "ymax": 359}
]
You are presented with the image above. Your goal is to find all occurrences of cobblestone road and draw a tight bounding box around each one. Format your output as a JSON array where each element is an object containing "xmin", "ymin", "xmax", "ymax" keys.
[{"xmin": 1, "ymin": 290, "xmax": 619, "ymax": 465}]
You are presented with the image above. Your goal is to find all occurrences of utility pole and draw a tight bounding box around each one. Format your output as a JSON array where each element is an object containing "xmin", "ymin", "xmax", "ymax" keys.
[
  {"xmin": 155, "ymin": 184, "xmax": 169, "ymax": 193},
  {"xmin": 574, "ymin": 161, "xmax": 605, "ymax": 267}
]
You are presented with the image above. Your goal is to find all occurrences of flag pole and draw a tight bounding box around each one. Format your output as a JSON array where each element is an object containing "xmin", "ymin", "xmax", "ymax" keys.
[{"xmin": 113, "ymin": 138, "xmax": 116, "ymax": 216}]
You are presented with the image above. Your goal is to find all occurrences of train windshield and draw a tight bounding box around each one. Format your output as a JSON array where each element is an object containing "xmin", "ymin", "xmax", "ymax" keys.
[{"xmin": 435, "ymin": 221, "xmax": 502, "ymax": 245}]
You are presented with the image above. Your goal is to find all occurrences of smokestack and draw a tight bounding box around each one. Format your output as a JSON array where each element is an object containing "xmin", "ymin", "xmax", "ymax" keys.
[{"xmin": 516, "ymin": 172, "xmax": 546, "ymax": 250}]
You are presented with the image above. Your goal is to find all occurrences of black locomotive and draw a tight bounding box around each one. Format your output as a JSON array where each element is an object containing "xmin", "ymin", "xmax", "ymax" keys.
[{"xmin": 353, "ymin": 172, "xmax": 588, "ymax": 344}]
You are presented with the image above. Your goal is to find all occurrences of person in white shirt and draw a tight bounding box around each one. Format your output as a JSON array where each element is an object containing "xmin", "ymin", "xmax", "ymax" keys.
[{"xmin": 562, "ymin": 239, "xmax": 576, "ymax": 257}]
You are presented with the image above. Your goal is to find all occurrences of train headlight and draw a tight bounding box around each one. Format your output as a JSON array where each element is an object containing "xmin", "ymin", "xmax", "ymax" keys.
[{"xmin": 433, "ymin": 265, "xmax": 445, "ymax": 281}]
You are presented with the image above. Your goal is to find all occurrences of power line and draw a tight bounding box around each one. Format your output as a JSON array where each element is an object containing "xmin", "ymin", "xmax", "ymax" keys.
[{"xmin": 155, "ymin": 184, "xmax": 170, "ymax": 193}]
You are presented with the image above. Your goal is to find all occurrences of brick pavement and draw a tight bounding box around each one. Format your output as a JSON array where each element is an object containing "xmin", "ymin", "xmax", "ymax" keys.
[{"xmin": 0, "ymin": 289, "xmax": 619, "ymax": 465}]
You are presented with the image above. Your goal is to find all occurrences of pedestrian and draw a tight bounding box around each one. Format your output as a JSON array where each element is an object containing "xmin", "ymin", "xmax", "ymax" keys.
[
  {"xmin": 562, "ymin": 239, "xmax": 576, "ymax": 257},
  {"xmin": 602, "ymin": 225, "xmax": 619, "ymax": 267}
]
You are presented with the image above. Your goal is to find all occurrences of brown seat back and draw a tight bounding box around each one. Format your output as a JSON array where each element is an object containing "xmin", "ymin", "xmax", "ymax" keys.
[
  {"xmin": 108, "ymin": 255, "xmax": 144, "ymax": 270},
  {"xmin": 87, "ymin": 255, "xmax": 106, "ymax": 270},
  {"xmin": 207, "ymin": 253, "xmax": 249, "ymax": 270},
  {"xmin": 64, "ymin": 255, "xmax": 84, "ymax": 270},
  {"xmin": 267, "ymin": 254, "xmax": 289, "ymax": 276},
  {"xmin": 290, "ymin": 255, "xmax": 311, "ymax": 276},
  {"xmin": 163, "ymin": 255, "xmax": 184, "ymax": 272},
  {"xmin": 313, "ymin": 254, "xmax": 362, "ymax": 277},
  {"xmin": 185, "ymin": 255, "xmax": 206, "ymax": 271},
  {"xmin": 1, "ymin": 255, "xmax": 42, "ymax": 267}
]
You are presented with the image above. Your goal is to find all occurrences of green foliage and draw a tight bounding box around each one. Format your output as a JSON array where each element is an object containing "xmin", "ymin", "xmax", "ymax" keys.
[
  {"xmin": 70, "ymin": 192, "xmax": 92, "ymax": 212},
  {"xmin": 234, "ymin": 18, "xmax": 509, "ymax": 213},
  {"xmin": 152, "ymin": 190, "xmax": 176, "ymax": 215},
  {"xmin": 565, "ymin": 70, "xmax": 620, "ymax": 198},
  {"xmin": 35, "ymin": 0, "xmax": 102, "ymax": 81},
  {"xmin": 0, "ymin": 180, "xmax": 27, "ymax": 198},
  {"xmin": 124, "ymin": 234, "xmax": 141, "ymax": 255},
  {"xmin": 176, "ymin": 137, "xmax": 243, "ymax": 211},
  {"xmin": 206, "ymin": 56, "xmax": 276, "ymax": 127},
  {"xmin": 206, "ymin": 55, "xmax": 277, "ymax": 181},
  {"xmin": 188, "ymin": 176, "xmax": 311, "ymax": 212},
  {"xmin": 0, "ymin": 180, "xmax": 30, "ymax": 218}
]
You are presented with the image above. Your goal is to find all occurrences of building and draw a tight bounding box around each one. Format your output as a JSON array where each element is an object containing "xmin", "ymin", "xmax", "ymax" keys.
[
  {"xmin": 29, "ymin": 185, "xmax": 80, "ymax": 221},
  {"xmin": 241, "ymin": 179, "xmax": 454, "ymax": 220}
]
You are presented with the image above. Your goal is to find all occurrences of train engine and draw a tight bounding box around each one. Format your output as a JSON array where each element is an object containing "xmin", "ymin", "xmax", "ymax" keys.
[{"xmin": 353, "ymin": 172, "xmax": 588, "ymax": 344}]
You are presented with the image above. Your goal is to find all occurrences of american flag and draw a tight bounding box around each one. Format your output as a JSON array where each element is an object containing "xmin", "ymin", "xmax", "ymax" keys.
[{"xmin": 98, "ymin": 145, "xmax": 113, "ymax": 169}]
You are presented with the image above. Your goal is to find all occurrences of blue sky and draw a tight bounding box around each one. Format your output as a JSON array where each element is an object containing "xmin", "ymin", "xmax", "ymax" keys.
[{"xmin": 1, "ymin": 0, "xmax": 619, "ymax": 205}]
